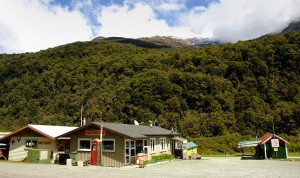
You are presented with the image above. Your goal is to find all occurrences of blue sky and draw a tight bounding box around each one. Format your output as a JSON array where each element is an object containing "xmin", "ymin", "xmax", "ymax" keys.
[{"xmin": 0, "ymin": 0, "xmax": 299, "ymax": 53}]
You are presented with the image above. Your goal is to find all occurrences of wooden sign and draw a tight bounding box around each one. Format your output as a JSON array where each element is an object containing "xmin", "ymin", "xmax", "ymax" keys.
[
  {"xmin": 38, "ymin": 141, "xmax": 52, "ymax": 145},
  {"xmin": 85, "ymin": 130, "xmax": 106, "ymax": 136}
]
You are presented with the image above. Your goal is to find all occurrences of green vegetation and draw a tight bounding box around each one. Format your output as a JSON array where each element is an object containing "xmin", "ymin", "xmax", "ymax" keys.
[
  {"xmin": 145, "ymin": 154, "xmax": 174, "ymax": 164},
  {"xmin": 0, "ymin": 31, "xmax": 300, "ymax": 154}
]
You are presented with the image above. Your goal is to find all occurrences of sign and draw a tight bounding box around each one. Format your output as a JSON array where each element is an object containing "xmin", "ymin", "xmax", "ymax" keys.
[
  {"xmin": 271, "ymin": 139, "xmax": 279, "ymax": 147},
  {"xmin": 85, "ymin": 130, "xmax": 106, "ymax": 136},
  {"xmin": 40, "ymin": 151, "xmax": 48, "ymax": 160},
  {"xmin": 38, "ymin": 141, "xmax": 52, "ymax": 145},
  {"xmin": 274, "ymin": 147, "xmax": 278, "ymax": 152}
]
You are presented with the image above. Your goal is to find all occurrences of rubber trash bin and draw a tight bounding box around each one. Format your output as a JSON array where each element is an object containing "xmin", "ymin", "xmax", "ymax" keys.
[{"xmin": 69, "ymin": 152, "xmax": 77, "ymax": 166}]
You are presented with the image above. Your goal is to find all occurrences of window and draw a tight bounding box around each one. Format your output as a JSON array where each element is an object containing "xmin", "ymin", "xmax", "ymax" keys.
[
  {"xmin": 26, "ymin": 140, "xmax": 37, "ymax": 148},
  {"xmin": 136, "ymin": 139, "xmax": 148, "ymax": 154},
  {"xmin": 143, "ymin": 139, "xmax": 148, "ymax": 147},
  {"xmin": 160, "ymin": 138, "xmax": 166, "ymax": 151},
  {"xmin": 102, "ymin": 139, "xmax": 115, "ymax": 152},
  {"xmin": 78, "ymin": 138, "xmax": 91, "ymax": 151},
  {"xmin": 150, "ymin": 138, "xmax": 156, "ymax": 153}
]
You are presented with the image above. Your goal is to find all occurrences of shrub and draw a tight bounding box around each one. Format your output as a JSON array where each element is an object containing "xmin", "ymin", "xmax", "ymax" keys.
[{"xmin": 145, "ymin": 154, "xmax": 174, "ymax": 164}]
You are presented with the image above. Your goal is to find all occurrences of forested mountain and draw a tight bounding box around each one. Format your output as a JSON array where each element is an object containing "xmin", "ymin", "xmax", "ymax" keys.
[{"xmin": 0, "ymin": 32, "xmax": 300, "ymax": 141}]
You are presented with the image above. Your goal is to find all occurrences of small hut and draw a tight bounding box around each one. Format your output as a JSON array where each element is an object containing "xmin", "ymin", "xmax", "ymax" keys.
[
  {"xmin": 238, "ymin": 133, "xmax": 289, "ymax": 159},
  {"xmin": 186, "ymin": 142, "xmax": 198, "ymax": 156},
  {"xmin": 259, "ymin": 133, "xmax": 288, "ymax": 159}
]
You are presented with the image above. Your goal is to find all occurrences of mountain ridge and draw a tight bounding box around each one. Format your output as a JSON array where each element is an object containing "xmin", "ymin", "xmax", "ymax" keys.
[{"xmin": 92, "ymin": 20, "xmax": 300, "ymax": 48}]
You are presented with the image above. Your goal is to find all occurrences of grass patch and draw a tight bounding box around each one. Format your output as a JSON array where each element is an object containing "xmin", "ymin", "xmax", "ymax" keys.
[{"xmin": 289, "ymin": 152, "xmax": 300, "ymax": 157}]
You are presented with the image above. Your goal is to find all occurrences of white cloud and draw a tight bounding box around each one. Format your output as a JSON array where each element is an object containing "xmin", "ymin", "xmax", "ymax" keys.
[
  {"xmin": 185, "ymin": 0, "xmax": 300, "ymax": 42},
  {"xmin": 97, "ymin": 2, "xmax": 194, "ymax": 38},
  {"xmin": 1, "ymin": 0, "xmax": 299, "ymax": 53},
  {"xmin": 0, "ymin": 0, "xmax": 92, "ymax": 53},
  {"xmin": 155, "ymin": 0, "xmax": 186, "ymax": 12}
]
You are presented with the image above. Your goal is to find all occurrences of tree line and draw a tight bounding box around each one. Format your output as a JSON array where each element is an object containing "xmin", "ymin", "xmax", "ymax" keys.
[{"xmin": 0, "ymin": 32, "xmax": 299, "ymax": 143}]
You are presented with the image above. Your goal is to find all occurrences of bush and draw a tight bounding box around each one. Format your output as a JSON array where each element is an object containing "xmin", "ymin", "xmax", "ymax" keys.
[
  {"xmin": 191, "ymin": 133, "xmax": 254, "ymax": 155},
  {"xmin": 145, "ymin": 154, "xmax": 174, "ymax": 164}
]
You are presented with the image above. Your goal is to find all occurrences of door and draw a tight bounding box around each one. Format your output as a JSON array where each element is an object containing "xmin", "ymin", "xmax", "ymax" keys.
[{"xmin": 125, "ymin": 139, "xmax": 130, "ymax": 165}]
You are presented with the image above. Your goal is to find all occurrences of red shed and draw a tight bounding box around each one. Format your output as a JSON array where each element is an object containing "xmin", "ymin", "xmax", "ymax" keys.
[{"xmin": 259, "ymin": 133, "xmax": 288, "ymax": 159}]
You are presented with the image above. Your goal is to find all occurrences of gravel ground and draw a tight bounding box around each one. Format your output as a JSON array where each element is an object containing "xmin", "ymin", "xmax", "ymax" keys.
[{"xmin": 0, "ymin": 157, "xmax": 299, "ymax": 178}]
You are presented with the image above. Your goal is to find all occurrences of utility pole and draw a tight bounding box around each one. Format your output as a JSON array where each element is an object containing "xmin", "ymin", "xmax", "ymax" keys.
[
  {"xmin": 272, "ymin": 118, "xmax": 275, "ymax": 136},
  {"xmin": 99, "ymin": 111, "xmax": 103, "ymax": 166},
  {"xmin": 80, "ymin": 73, "xmax": 84, "ymax": 126}
]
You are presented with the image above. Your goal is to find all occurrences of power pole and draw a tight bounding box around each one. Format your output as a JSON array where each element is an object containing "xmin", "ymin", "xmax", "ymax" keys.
[
  {"xmin": 99, "ymin": 111, "xmax": 103, "ymax": 166},
  {"xmin": 272, "ymin": 118, "xmax": 275, "ymax": 136}
]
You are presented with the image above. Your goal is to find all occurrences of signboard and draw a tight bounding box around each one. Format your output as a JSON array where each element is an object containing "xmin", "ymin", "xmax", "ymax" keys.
[
  {"xmin": 274, "ymin": 147, "xmax": 278, "ymax": 152},
  {"xmin": 271, "ymin": 139, "xmax": 279, "ymax": 147},
  {"xmin": 40, "ymin": 151, "xmax": 48, "ymax": 160},
  {"xmin": 38, "ymin": 141, "xmax": 52, "ymax": 145},
  {"xmin": 85, "ymin": 130, "xmax": 107, "ymax": 136}
]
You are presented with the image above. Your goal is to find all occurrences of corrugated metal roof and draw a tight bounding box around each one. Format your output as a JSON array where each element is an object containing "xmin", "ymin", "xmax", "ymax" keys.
[
  {"xmin": 187, "ymin": 142, "xmax": 197, "ymax": 149},
  {"xmin": 29, "ymin": 124, "xmax": 78, "ymax": 138},
  {"xmin": 0, "ymin": 132, "xmax": 10, "ymax": 138},
  {"xmin": 0, "ymin": 124, "xmax": 78, "ymax": 142},
  {"xmin": 238, "ymin": 140, "xmax": 261, "ymax": 148},
  {"xmin": 61, "ymin": 122, "xmax": 180, "ymax": 139},
  {"xmin": 171, "ymin": 137, "xmax": 187, "ymax": 142},
  {"xmin": 237, "ymin": 133, "xmax": 289, "ymax": 148}
]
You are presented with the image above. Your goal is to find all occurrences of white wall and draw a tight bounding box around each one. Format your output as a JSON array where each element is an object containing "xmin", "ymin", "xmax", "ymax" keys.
[{"xmin": 9, "ymin": 136, "xmax": 57, "ymax": 161}]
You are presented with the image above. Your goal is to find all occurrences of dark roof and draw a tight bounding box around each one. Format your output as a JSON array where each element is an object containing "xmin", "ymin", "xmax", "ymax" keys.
[{"xmin": 61, "ymin": 122, "xmax": 180, "ymax": 139}]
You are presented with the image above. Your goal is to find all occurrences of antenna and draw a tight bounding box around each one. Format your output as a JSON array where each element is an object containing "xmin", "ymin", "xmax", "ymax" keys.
[{"xmin": 134, "ymin": 120, "xmax": 139, "ymax": 125}]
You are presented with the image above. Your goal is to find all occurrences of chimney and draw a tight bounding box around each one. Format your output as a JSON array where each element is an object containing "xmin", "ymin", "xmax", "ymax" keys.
[{"xmin": 83, "ymin": 117, "xmax": 86, "ymax": 125}]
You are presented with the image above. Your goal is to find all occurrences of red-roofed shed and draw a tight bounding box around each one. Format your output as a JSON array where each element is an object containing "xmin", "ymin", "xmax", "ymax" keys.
[{"xmin": 259, "ymin": 133, "xmax": 288, "ymax": 159}]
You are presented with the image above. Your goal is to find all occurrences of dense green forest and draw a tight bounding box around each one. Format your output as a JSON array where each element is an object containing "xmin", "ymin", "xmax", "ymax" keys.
[{"xmin": 0, "ymin": 32, "xmax": 300, "ymax": 153}]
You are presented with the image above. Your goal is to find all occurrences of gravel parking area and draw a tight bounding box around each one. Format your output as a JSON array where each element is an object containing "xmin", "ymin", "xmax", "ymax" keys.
[{"xmin": 1, "ymin": 157, "xmax": 299, "ymax": 178}]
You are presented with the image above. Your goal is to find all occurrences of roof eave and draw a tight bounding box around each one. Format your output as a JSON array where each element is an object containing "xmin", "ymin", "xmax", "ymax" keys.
[
  {"xmin": 0, "ymin": 125, "xmax": 55, "ymax": 142},
  {"xmin": 261, "ymin": 134, "xmax": 289, "ymax": 144}
]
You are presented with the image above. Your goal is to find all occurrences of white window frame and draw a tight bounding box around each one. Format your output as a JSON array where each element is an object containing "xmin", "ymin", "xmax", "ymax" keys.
[
  {"xmin": 102, "ymin": 139, "xmax": 115, "ymax": 152},
  {"xmin": 25, "ymin": 139, "xmax": 38, "ymax": 148},
  {"xmin": 160, "ymin": 137, "xmax": 166, "ymax": 152},
  {"xmin": 78, "ymin": 138, "xmax": 91, "ymax": 151},
  {"xmin": 150, "ymin": 138, "xmax": 156, "ymax": 153}
]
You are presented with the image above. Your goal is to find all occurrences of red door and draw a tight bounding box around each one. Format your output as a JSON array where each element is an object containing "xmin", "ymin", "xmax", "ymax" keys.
[{"xmin": 90, "ymin": 140, "xmax": 98, "ymax": 165}]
